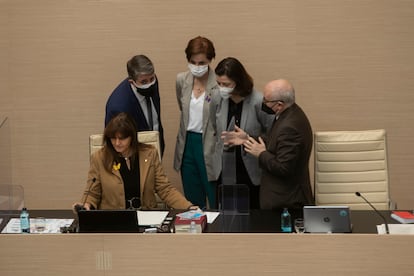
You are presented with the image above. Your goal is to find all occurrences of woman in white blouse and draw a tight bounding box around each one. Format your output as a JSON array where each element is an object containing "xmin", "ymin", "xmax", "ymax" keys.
[{"xmin": 173, "ymin": 36, "xmax": 220, "ymax": 209}]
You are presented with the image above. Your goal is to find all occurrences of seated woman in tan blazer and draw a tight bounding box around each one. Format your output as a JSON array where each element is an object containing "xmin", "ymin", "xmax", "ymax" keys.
[{"xmin": 74, "ymin": 112, "xmax": 193, "ymax": 211}]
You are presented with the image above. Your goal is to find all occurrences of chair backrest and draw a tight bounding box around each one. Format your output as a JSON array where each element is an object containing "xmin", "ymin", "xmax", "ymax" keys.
[
  {"xmin": 314, "ymin": 129, "xmax": 391, "ymax": 210},
  {"xmin": 89, "ymin": 131, "xmax": 161, "ymax": 161},
  {"xmin": 89, "ymin": 130, "xmax": 165, "ymax": 209}
]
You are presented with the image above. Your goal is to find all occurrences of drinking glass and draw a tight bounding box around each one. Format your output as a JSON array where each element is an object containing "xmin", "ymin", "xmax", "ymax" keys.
[
  {"xmin": 35, "ymin": 217, "xmax": 46, "ymax": 233},
  {"xmin": 294, "ymin": 218, "xmax": 305, "ymax": 234}
]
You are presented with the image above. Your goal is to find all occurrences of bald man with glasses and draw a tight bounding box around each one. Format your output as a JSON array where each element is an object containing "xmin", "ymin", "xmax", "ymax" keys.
[{"xmin": 221, "ymin": 79, "xmax": 314, "ymax": 209}]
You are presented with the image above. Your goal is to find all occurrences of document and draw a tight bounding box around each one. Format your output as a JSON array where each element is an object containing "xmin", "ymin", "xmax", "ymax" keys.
[
  {"xmin": 204, "ymin": 211, "xmax": 220, "ymax": 224},
  {"xmin": 1, "ymin": 218, "xmax": 74, "ymax": 234},
  {"xmin": 137, "ymin": 210, "xmax": 168, "ymax": 226},
  {"xmin": 136, "ymin": 211, "xmax": 220, "ymax": 226},
  {"xmin": 377, "ymin": 223, "xmax": 414, "ymax": 235}
]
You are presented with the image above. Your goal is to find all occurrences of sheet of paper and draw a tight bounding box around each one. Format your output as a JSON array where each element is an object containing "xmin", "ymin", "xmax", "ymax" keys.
[
  {"xmin": 1, "ymin": 218, "xmax": 74, "ymax": 234},
  {"xmin": 204, "ymin": 211, "xmax": 220, "ymax": 224},
  {"xmin": 137, "ymin": 211, "xmax": 168, "ymax": 226},
  {"xmin": 377, "ymin": 223, "xmax": 414, "ymax": 234}
]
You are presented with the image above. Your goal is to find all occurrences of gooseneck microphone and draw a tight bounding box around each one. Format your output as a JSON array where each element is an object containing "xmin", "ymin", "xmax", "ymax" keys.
[
  {"xmin": 75, "ymin": 177, "xmax": 96, "ymax": 213},
  {"xmin": 355, "ymin": 192, "xmax": 389, "ymax": 234}
]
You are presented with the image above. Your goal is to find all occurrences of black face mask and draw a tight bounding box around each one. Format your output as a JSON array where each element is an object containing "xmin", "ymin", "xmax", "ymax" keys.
[
  {"xmin": 261, "ymin": 102, "xmax": 276, "ymax": 115},
  {"xmin": 136, "ymin": 84, "xmax": 155, "ymax": 97}
]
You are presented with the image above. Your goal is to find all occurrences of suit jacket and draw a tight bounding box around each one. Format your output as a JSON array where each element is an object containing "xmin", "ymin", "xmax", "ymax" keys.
[
  {"xmin": 173, "ymin": 69, "xmax": 220, "ymax": 181},
  {"xmin": 258, "ymin": 103, "xmax": 314, "ymax": 209},
  {"xmin": 82, "ymin": 144, "xmax": 192, "ymax": 210},
  {"xmin": 105, "ymin": 78, "xmax": 165, "ymax": 156},
  {"xmin": 210, "ymin": 89, "xmax": 275, "ymax": 185}
]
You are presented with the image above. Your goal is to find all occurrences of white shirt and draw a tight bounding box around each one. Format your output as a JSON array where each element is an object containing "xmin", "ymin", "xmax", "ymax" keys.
[
  {"xmin": 186, "ymin": 91, "xmax": 205, "ymax": 133},
  {"xmin": 131, "ymin": 84, "xmax": 159, "ymax": 131}
]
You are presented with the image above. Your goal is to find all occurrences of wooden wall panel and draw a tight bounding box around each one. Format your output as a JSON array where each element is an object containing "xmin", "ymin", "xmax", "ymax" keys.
[{"xmin": 1, "ymin": 0, "xmax": 413, "ymax": 209}]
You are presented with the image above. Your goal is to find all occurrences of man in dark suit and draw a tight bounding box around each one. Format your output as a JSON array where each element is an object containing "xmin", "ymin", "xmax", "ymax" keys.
[
  {"xmin": 222, "ymin": 79, "xmax": 314, "ymax": 209},
  {"xmin": 105, "ymin": 55, "xmax": 165, "ymax": 157}
]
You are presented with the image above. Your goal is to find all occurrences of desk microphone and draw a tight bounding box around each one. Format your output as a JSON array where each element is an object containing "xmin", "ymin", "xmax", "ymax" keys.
[
  {"xmin": 75, "ymin": 177, "xmax": 96, "ymax": 213},
  {"xmin": 355, "ymin": 192, "xmax": 389, "ymax": 234}
]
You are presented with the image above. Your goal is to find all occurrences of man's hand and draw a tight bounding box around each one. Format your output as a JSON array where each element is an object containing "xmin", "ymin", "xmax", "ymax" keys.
[
  {"xmin": 243, "ymin": 136, "xmax": 266, "ymax": 157},
  {"xmin": 221, "ymin": 125, "xmax": 249, "ymax": 146}
]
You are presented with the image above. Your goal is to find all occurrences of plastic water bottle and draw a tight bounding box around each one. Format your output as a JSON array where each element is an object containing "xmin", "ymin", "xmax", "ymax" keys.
[
  {"xmin": 20, "ymin": 207, "xmax": 30, "ymax": 233},
  {"xmin": 189, "ymin": 221, "xmax": 197, "ymax": 234},
  {"xmin": 281, "ymin": 208, "xmax": 292, "ymax": 233}
]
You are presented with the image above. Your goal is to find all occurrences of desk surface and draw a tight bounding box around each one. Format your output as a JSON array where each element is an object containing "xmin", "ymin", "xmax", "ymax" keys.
[
  {"xmin": 0, "ymin": 208, "xmax": 398, "ymax": 234},
  {"xmin": 1, "ymin": 209, "xmax": 414, "ymax": 275}
]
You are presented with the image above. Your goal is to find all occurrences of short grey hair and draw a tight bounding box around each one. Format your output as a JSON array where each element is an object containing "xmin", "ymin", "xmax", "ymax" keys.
[
  {"xmin": 277, "ymin": 86, "xmax": 295, "ymax": 106},
  {"xmin": 126, "ymin": 55, "xmax": 155, "ymax": 81}
]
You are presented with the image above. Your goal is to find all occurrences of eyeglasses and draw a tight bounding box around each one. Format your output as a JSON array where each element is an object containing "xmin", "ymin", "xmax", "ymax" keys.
[
  {"xmin": 263, "ymin": 97, "xmax": 284, "ymax": 104},
  {"xmin": 127, "ymin": 197, "xmax": 141, "ymax": 210}
]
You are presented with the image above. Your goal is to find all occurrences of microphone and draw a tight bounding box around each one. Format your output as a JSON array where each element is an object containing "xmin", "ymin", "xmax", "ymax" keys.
[
  {"xmin": 355, "ymin": 192, "xmax": 389, "ymax": 234},
  {"xmin": 75, "ymin": 177, "xmax": 96, "ymax": 213}
]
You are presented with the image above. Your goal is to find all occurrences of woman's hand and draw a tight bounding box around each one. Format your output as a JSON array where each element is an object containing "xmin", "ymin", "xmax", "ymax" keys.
[
  {"xmin": 71, "ymin": 202, "xmax": 92, "ymax": 214},
  {"xmin": 221, "ymin": 126, "xmax": 249, "ymax": 146}
]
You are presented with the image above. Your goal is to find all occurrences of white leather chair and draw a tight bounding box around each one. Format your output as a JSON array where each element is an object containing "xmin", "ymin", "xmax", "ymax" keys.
[
  {"xmin": 89, "ymin": 131, "xmax": 165, "ymax": 209},
  {"xmin": 89, "ymin": 131, "xmax": 161, "ymax": 161},
  {"xmin": 314, "ymin": 129, "xmax": 394, "ymax": 210}
]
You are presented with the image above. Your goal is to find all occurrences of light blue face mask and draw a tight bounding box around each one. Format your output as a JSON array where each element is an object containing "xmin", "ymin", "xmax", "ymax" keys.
[
  {"xmin": 188, "ymin": 64, "xmax": 208, "ymax": 77},
  {"xmin": 135, "ymin": 79, "xmax": 156, "ymax": 89},
  {"xmin": 218, "ymin": 86, "xmax": 234, "ymax": 99}
]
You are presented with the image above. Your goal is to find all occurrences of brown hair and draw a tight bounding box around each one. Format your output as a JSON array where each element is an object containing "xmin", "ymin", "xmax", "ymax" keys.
[
  {"xmin": 185, "ymin": 36, "xmax": 216, "ymax": 61},
  {"xmin": 102, "ymin": 113, "xmax": 139, "ymax": 172},
  {"xmin": 215, "ymin": 57, "xmax": 253, "ymax": 97}
]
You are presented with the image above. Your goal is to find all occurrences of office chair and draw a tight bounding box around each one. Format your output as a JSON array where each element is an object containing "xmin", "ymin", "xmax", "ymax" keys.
[
  {"xmin": 89, "ymin": 131, "xmax": 161, "ymax": 161},
  {"xmin": 89, "ymin": 131, "xmax": 165, "ymax": 209},
  {"xmin": 314, "ymin": 129, "xmax": 394, "ymax": 210}
]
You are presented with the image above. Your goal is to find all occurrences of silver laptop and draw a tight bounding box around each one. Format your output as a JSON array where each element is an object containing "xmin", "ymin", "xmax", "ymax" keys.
[{"xmin": 303, "ymin": 206, "xmax": 352, "ymax": 233}]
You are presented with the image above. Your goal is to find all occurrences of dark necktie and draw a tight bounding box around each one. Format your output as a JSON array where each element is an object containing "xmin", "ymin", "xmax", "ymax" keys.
[{"xmin": 145, "ymin": 96, "xmax": 153, "ymax": 130}]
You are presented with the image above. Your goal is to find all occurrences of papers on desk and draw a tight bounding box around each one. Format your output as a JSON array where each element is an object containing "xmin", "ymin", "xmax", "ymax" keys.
[
  {"xmin": 136, "ymin": 210, "xmax": 220, "ymax": 226},
  {"xmin": 204, "ymin": 211, "xmax": 220, "ymax": 224},
  {"xmin": 137, "ymin": 211, "xmax": 168, "ymax": 226},
  {"xmin": 377, "ymin": 224, "xmax": 414, "ymax": 235},
  {"xmin": 1, "ymin": 218, "xmax": 74, "ymax": 234}
]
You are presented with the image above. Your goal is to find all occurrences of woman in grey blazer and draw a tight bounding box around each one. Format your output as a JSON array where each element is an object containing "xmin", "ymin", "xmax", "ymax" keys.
[
  {"xmin": 211, "ymin": 57, "xmax": 274, "ymax": 209},
  {"xmin": 173, "ymin": 36, "xmax": 220, "ymax": 209}
]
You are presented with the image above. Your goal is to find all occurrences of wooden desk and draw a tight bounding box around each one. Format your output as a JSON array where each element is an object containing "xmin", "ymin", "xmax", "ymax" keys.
[
  {"xmin": 1, "ymin": 210, "xmax": 413, "ymax": 275},
  {"xmin": 1, "ymin": 233, "xmax": 414, "ymax": 275}
]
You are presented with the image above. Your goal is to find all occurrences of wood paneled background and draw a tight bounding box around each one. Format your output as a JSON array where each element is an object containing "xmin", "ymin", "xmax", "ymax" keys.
[{"xmin": 1, "ymin": 0, "xmax": 413, "ymax": 209}]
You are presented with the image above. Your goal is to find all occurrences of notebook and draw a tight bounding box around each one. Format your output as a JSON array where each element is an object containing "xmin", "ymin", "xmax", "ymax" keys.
[
  {"xmin": 77, "ymin": 209, "xmax": 139, "ymax": 233},
  {"xmin": 303, "ymin": 206, "xmax": 352, "ymax": 233}
]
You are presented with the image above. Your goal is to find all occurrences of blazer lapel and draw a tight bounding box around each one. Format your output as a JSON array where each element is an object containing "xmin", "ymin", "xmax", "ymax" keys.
[
  {"xmin": 111, "ymin": 163, "xmax": 123, "ymax": 180},
  {"xmin": 202, "ymin": 70, "xmax": 218, "ymax": 134},
  {"xmin": 138, "ymin": 147, "xmax": 151, "ymax": 198},
  {"xmin": 240, "ymin": 93, "xmax": 252, "ymax": 130},
  {"xmin": 181, "ymin": 72, "xmax": 193, "ymax": 128},
  {"xmin": 218, "ymin": 98, "xmax": 229, "ymax": 133}
]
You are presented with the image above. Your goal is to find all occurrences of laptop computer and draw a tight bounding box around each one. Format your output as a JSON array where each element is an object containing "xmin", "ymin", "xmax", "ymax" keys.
[
  {"xmin": 77, "ymin": 209, "xmax": 139, "ymax": 233},
  {"xmin": 303, "ymin": 206, "xmax": 352, "ymax": 233}
]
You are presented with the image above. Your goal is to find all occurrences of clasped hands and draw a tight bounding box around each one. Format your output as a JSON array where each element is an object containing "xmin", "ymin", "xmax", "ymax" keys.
[{"xmin": 220, "ymin": 126, "xmax": 266, "ymax": 157}]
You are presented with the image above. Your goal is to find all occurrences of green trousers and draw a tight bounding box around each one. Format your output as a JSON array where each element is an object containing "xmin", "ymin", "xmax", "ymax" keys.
[{"xmin": 181, "ymin": 132, "xmax": 216, "ymax": 209}]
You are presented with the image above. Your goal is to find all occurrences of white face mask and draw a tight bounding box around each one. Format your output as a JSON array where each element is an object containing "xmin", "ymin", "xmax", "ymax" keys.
[
  {"xmin": 218, "ymin": 86, "xmax": 234, "ymax": 99},
  {"xmin": 188, "ymin": 64, "xmax": 209, "ymax": 77},
  {"xmin": 135, "ymin": 79, "xmax": 156, "ymax": 90}
]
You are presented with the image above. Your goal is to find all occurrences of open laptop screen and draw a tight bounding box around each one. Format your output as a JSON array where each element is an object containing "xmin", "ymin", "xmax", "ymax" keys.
[
  {"xmin": 77, "ymin": 209, "xmax": 139, "ymax": 233},
  {"xmin": 303, "ymin": 206, "xmax": 352, "ymax": 233}
]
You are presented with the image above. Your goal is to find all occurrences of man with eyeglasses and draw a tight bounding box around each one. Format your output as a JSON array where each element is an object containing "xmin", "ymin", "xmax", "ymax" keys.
[
  {"xmin": 221, "ymin": 79, "xmax": 314, "ymax": 209},
  {"xmin": 105, "ymin": 55, "xmax": 165, "ymax": 157}
]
